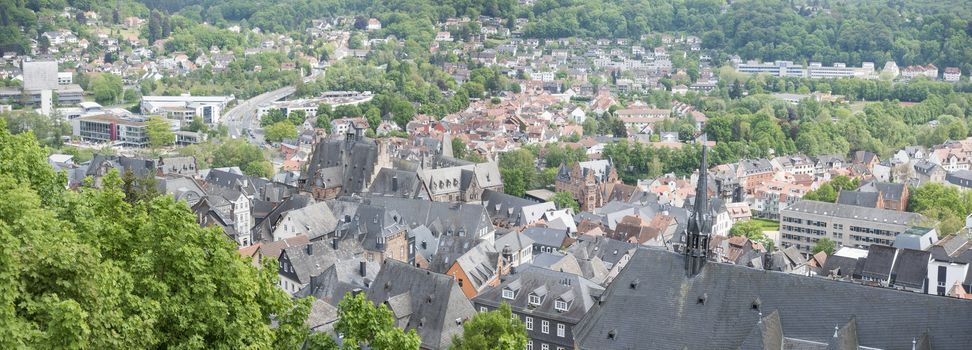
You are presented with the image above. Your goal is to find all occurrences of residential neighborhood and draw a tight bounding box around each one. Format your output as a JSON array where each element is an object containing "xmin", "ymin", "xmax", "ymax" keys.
[{"xmin": 4, "ymin": 0, "xmax": 972, "ymax": 349}]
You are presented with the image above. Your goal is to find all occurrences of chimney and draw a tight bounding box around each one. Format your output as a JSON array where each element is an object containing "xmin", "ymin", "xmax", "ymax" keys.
[
  {"xmin": 331, "ymin": 238, "xmax": 338, "ymax": 250},
  {"xmin": 344, "ymin": 214, "xmax": 351, "ymax": 222},
  {"xmin": 359, "ymin": 261, "xmax": 367, "ymax": 277},
  {"xmin": 306, "ymin": 243, "xmax": 313, "ymax": 255},
  {"xmin": 392, "ymin": 175, "xmax": 399, "ymax": 192},
  {"xmin": 421, "ymin": 240, "xmax": 427, "ymax": 250}
]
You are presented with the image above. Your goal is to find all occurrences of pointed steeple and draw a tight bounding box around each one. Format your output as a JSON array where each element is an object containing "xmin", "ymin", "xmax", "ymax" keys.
[{"xmin": 685, "ymin": 143, "xmax": 712, "ymax": 276}]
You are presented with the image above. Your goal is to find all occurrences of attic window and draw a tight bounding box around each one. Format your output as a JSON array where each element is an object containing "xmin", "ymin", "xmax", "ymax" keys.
[
  {"xmin": 697, "ymin": 293, "xmax": 707, "ymax": 305},
  {"xmin": 528, "ymin": 294, "xmax": 541, "ymax": 306},
  {"xmin": 555, "ymin": 300, "xmax": 569, "ymax": 312},
  {"xmin": 502, "ymin": 289, "xmax": 515, "ymax": 300},
  {"xmin": 608, "ymin": 329, "xmax": 617, "ymax": 340},
  {"xmin": 427, "ymin": 295, "xmax": 434, "ymax": 304},
  {"xmin": 751, "ymin": 298, "xmax": 761, "ymax": 310},
  {"xmin": 630, "ymin": 279, "xmax": 640, "ymax": 289}
]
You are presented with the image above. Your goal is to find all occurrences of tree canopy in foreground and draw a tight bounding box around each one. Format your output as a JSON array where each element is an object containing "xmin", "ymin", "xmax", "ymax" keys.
[{"xmin": 0, "ymin": 119, "xmax": 310, "ymax": 349}]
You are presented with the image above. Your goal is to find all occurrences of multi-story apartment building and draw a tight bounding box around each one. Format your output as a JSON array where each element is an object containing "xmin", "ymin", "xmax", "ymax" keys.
[
  {"xmin": 779, "ymin": 200, "xmax": 926, "ymax": 254},
  {"xmin": 140, "ymin": 95, "xmax": 233, "ymax": 125}
]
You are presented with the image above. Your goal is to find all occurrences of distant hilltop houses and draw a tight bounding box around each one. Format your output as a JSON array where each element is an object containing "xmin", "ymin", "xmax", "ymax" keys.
[{"xmin": 732, "ymin": 56, "xmax": 962, "ymax": 81}]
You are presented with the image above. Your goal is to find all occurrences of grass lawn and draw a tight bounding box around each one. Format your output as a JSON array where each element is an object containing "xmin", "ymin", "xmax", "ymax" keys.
[{"xmin": 750, "ymin": 218, "xmax": 780, "ymax": 231}]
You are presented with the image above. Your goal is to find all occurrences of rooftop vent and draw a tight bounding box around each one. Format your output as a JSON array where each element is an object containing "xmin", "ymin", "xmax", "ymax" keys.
[
  {"xmin": 630, "ymin": 279, "xmax": 640, "ymax": 289},
  {"xmin": 697, "ymin": 293, "xmax": 707, "ymax": 305},
  {"xmin": 608, "ymin": 329, "xmax": 617, "ymax": 340}
]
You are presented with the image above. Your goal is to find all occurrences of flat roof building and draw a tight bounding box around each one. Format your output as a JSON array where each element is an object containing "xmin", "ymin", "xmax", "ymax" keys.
[
  {"xmin": 779, "ymin": 200, "xmax": 927, "ymax": 254},
  {"xmin": 71, "ymin": 114, "xmax": 148, "ymax": 147}
]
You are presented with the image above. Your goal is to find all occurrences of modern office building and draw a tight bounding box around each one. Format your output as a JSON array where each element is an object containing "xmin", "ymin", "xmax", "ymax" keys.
[
  {"xmin": 734, "ymin": 60, "xmax": 806, "ymax": 77},
  {"xmin": 779, "ymin": 200, "xmax": 927, "ymax": 253},
  {"xmin": 140, "ymin": 95, "xmax": 234, "ymax": 125},
  {"xmin": 71, "ymin": 114, "xmax": 148, "ymax": 147}
]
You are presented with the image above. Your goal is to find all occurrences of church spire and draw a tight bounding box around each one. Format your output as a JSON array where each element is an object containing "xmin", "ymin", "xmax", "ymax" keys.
[{"xmin": 685, "ymin": 143, "xmax": 712, "ymax": 276}]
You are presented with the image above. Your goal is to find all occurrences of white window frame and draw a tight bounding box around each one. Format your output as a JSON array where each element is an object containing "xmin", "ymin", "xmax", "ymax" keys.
[
  {"xmin": 525, "ymin": 316, "xmax": 533, "ymax": 330},
  {"xmin": 529, "ymin": 294, "xmax": 541, "ymax": 305},
  {"xmin": 554, "ymin": 300, "xmax": 568, "ymax": 312},
  {"xmin": 503, "ymin": 289, "xmax": 515, "ymax": 299},
  {"xmin": 541, "ymin": 320, "xmax": 549, "ymax": 334},
  {"xmin": 557, "ymin": 323, "xmax": 565, "ymax": 337},
  {"xmin": 541, "ymin": 344, "xmax": 548, "ymax": 350},
  {"xmin": 526, "ymin": 341, "xmax": 533, "ymax": 350},
  {"xmin": 480, "ymin": 306, "xmax": 487, "ymax": 312}
]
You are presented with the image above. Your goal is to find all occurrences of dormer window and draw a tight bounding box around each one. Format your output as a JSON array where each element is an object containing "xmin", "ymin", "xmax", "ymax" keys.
[
  {"xmin": 555, "ymin": 300, "xmax": 569, "ymax": 312},
  {"xmin": 529, "ymin": 294, "xmax": 542, "ymax": 306},
  {"xmin": 502, "ymin": 289, "xmax": 515, "ymax": 300}
]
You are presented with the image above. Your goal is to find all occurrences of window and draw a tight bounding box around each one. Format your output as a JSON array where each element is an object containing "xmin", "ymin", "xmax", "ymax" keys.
[
  {"xmin": 529, "ymin": 294, "xmax": 541, "ymax": 305},
  {"xmin": 480, "ymin": 306, "xmax": 487, "ymax": 312},
  {"xmin": 526, "ymin": 341, "xmax": 532, "ymax": 350},
  {"xmin": 557, "ymin": 323, "xmax": 565, "ymax": 337},
  {"xmin": 525, "ymin": 316, "xmax": 533, "ymax": 330},
  {"xmin": 511, "ymin": 313, "xmax": 517, "ymax": 321},
  {"xmin": 541, "ymin": 320, "xmax": 549, "ymax": 334},
  {"xmin": 541, "ymin": 344, "xmax": 548, "ymax": 350},
  {"xmin": 554, "ymin": 300, "xmax": 568, "ymax": 312},
  {"xmin": 503, "ymin": 289, "xmax": 515, "ymax": 299}
]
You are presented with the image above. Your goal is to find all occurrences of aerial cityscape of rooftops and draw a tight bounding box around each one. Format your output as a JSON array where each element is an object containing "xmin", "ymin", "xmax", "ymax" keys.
[{"xmin": 3, "ymin": 0, "xmax": 972, "ymax": 349}]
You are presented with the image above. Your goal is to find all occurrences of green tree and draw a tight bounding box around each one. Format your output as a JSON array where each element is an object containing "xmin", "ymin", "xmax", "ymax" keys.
[
  {"xmin": 145, "ymin": 116, "xmax": 175, "ymax": 149},
  {"xmin": 0, "ymin": 119, "xmax": 311, "ymax": 348},
  {"xmin": 452, "ymin": 137, "xmax": 468, "ymax": 159},
  {"xmin": 212, "ymin": 138, "xmax": 272, "ymax": 177},
  {"xmin": 88, "ymin": 73, "xmax": 123, "ymax": 105},
  {"xmin": 334, "ymin": 292, "xmax": 421, "ymax": 350},
  {"xmin": 803, "ymin": 183, "xmax": 837, "ymax": 203},
  {"xmin": 730, "ymin": 220, "xmax": 776, "ymax": 252},
  {"xmin": 551, "ymin": 192, "xmax": 580, "ymax": 213},
  {"xmin": 450, "ymin": 303, "xmax": 528, "ymax": 350},
  {"xmin": 265, "ymin": 120, "xmax": 298, "ymax": 143},
  {"xmin": 812, "ymin": 238, "xmax": 837, "ymax": 255}
]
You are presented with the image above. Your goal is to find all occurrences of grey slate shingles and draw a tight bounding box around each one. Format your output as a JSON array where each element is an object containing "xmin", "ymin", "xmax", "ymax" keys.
[{"xmin": 574, "ymin": 248, "xmax": 972, "ymax": 350}]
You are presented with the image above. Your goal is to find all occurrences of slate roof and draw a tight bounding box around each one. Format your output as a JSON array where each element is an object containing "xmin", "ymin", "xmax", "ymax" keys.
[
  {"xmin": 259, "ymin": 235, "xmax": 311, "ymax": 262},
  {"xmin": 275, "ymin": 201, "xmax": 339, "ymax": 240},
  {"xmin": 574, "ymin": 248, "xmax": 972, "ymax": 350},
  {"xmin": 86, "ymin": 154, "xmax": 157, "ymax": 178},
  {"xmin": 357, "ymin": 196, "xmax": 493, "ymax": 240},
  {"xmin": 302, "ymin": 136, "xmax": 381, "ymax": 195},
  {"xmin": 835, "ymin": 190, "xmax": 879, "ymax": 208},
  {"xmin": 860, "ymin": 245, "xmax": 896, "ymax": 281},
  {"xmin": 481, "ymin": 189, "xmax": 556, "ymax": 226},
  {"xmin": 567, "ymin": 235, "xmax": 637, "ymax": 269},
  {"xmin": 368, "ymin": 259, "xmax": 476, "ymax": 350},
  {"xmin": 820, "ymin": 255, "xmax": 860, "ymax": 279},
  {"xmin": 522, "ymin": 227, "xmax": 569, "ymax": 249},
  {"xmin": 367, "ymin": 168, "xmax": 425, "ymax": 199},
  {"xmin": 280, "ymin": 238, "xmax": 364, "ymax": 285},
  {"xmin": 893, "ymin": 248, "xmax": 930, "ymax": 290},
  {"xmin": 928, "ymin": 234, "xmax": 972, "ymax": 264},
  {"xmin": 296, "ymin": 258, "xmax": 380, "ymax": 306},
  {"xmin": 453, "ymin": 240, "xmax": 499, "ymax": 293},
  {"xmin": 252, "ymin": 194, "xmax": 315, "ymax": 242},
  {"xmin": 475, "ymin": 264, "xmax": 604, "ymax": 328},
  {"xmin": 858, "ymin": 181, "xmax": 906, "ymax": 201}
]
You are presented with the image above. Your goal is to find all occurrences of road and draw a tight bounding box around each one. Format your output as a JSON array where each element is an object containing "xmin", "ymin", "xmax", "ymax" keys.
[
  {"xmin": 223, "ymin": 68, "xmax": 327, "ymax": 144},
  {"xmin": 222, "ymin": 32, "xmax": 342, "ymax": 145}
]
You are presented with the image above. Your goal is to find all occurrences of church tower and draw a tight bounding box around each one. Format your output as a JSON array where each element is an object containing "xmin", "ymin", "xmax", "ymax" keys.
[{"xmin": 685, "ymin": 145, "xmax": 712, "ymax": 276}]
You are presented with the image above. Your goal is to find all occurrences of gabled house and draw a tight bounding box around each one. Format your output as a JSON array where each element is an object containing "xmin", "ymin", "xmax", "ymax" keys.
[
  {"xmin": 368, "ymin": 259, "xmax": 476, "ymax": 350},
  {"xmin": 445, "ymin": 239, "xmax": 508, "ymax": 299},
  {"xmin": 277, "ymin": 238, "xmax": 364, "ymax": 294},
  {"xmin": 473, "ymin": 265, "xmax": 604, "ymax": 350},
  {"xmin": 271, "ymin": 201, "xmax": 339, "ymax": 242}
]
